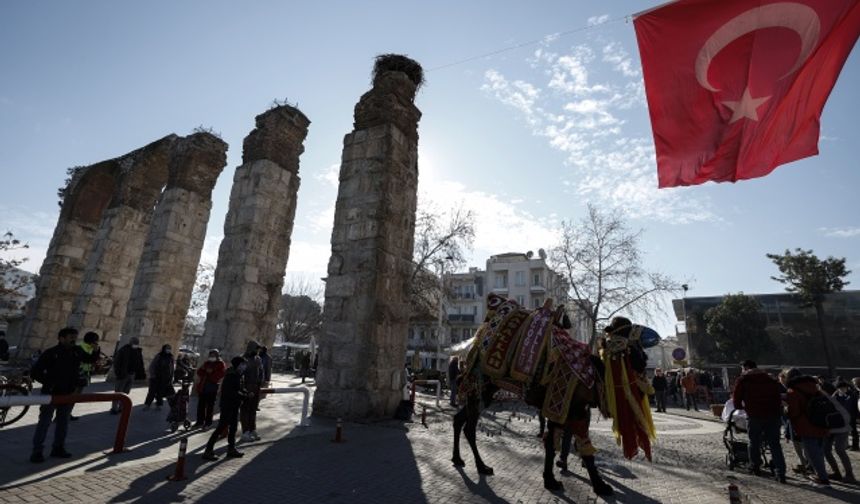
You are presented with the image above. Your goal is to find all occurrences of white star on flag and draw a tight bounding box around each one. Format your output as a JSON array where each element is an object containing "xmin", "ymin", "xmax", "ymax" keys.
[{"xmin": 722, "ymin": 86, "xmax": 771, "ymax": 123}]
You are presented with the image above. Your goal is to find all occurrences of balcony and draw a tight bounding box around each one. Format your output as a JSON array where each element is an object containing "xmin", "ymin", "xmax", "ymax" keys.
[
  {"xmin": 448, "ymin": 314, "xmax": 476, "ymax": 323},
  {"xmin": 530, "ymin": 284, "xmax": 546, "ymax": 292}
]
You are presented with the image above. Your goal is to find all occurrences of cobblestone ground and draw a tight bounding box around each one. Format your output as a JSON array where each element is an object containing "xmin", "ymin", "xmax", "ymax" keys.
[{"xmin": 1, "ymin": 377, "xmax": 859, "ymax": 503}]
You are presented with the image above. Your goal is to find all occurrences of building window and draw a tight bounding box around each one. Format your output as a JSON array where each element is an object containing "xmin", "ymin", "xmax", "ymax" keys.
[
  {"xmin": 494, "ymin": 272, "xmax": 508, "ymax": 288},
  {"xmin": 420, "ymin": 330, "xmax": 426, "ymax": 341},
  {"xmin": 532, "ymin": 272, "xmax": 542, "ymax": 286},
  {"xmin": 516, "ymin": 295, "xmax": 526, "ymax": 306},
  {"xmin": 472, "ymin": 305, "xmax": 478, "ymax": 315},
  {"xmin": 515, "ymin": 271, "xmax": 526, "ymax": 286},
  {"xmin": 533, "ymin": 297, "xmax": 542, "ymax": 308}
]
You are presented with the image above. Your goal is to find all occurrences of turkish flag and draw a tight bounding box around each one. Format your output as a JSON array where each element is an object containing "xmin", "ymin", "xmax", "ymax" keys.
[{"xmin": 634, "ymin": 0, "xmax": 860, "ymax": 187}]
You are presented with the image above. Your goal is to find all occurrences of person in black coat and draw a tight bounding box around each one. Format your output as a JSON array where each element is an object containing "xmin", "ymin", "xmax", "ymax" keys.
[
  {"xmin": 29, "ymin": 327, "xmax": 99, "ymax": 463},
  {"xmin": 109, "ymin": 337, "xmax": 146, "ymax": 414},
  {"xmin": 652, "ymin": 368, "xmax": 669, "ymax": 413},
  {"xmin": 202, "ymin": 356, "xmax": 247, "ymax": 460},
  {"xmin": 144, "ymin": 345, "xmax": 175, "ymax": 410}
]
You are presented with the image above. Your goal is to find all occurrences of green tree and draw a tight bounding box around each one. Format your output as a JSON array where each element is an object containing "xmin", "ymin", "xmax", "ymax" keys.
[
  {"xmin": 704, "ymin": 293, "xmax": 774, "ymax": 363},
  {"xmin": 766, "ymin": 248, "xmax": 851, "ymax": 377}
]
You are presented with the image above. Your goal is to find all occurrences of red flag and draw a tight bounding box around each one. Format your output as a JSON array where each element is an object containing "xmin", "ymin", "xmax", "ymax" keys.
[{"xmin": 634, "ymin": 0, "xmax": 860, "ymax": 188}]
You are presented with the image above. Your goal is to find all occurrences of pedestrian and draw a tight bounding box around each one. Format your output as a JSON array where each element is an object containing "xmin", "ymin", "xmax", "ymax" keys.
[
  {"xmin": 194, "ymin": 349, "xmax": 226, "ymax": 429},
  {"xmin": 786, "ymin": 373, "xmax": 832, "ymax": 486},
  {"xmin": 173, "ymin": 355, "xmax": 193, "ymax": 384},
  {"xmin": 682, "ymin": 370, "xmax": 699, "ymax": 411},
  {"xmin": 732, "ymin": 360, "xmax": 786, "ymax": 482},
  {"xmin": 109, "ymin": 337, "xmax": 145, "ymax": 414},
  {"xmin": 668, "ymin": 372, "xmax": 679, "ymax": 406},
  {"xmin": 240, "ymin": 340, "xmax": 263, "ymax": 442},
  {"xmin": 447, "ymin": 355, "xmax": 459, "ymax": 407},
  {"xmin": 299, "ymin": 352, "xmax": 310, "ymax": 384},
  {"xmin": 821, "ymin": 382, "xmax": 855, "ymax": 482},
  {"xmin": 0, "ymin": 331, "xmax": 10, "ymax": 361},
  {"xmin": 29, "ymin": 327, "xmax": 99, "ymax": 463},
  {"xmin": 652, "ymin": 368, "xmax": 668, "ymax": 413},
  {"xmin": 143, "ymin": 344, "xmax": 175, "ymax": 410},
  {"xmin": 778, "ymin": 368, "xmax": 810, "ymax": 475},
  {"xmin": 843, "ymin": 378, "xmax": 859, "ymax": 451},
  {"xmin": 259, "ymin": 346, "xmax": 272, "ymax": 386},
  {"xmin": 202, "ymin": 356, "xmax": 247, "ymax": 461},
  {"xmin": 70, "ymin": 331, "xmax": 100, "ymax": 421}
]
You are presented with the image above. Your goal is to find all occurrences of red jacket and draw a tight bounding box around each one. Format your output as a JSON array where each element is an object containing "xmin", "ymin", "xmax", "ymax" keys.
[
  {"xmin": 786, "ymin": 376, "xmax": 828, "ymax": 438},
  {"xmin": 732, "ymin": 370, "xmax": 782, "ymax": 419},
  {"xmin": 196, "ymin": 360, "xmax": 227, "ymax": 394}
]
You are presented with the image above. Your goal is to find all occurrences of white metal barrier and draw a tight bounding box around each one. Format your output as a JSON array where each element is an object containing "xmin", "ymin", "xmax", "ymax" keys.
[{"xmin": 260, "ymin": 387, "xmax": 311, "ymax": 426}]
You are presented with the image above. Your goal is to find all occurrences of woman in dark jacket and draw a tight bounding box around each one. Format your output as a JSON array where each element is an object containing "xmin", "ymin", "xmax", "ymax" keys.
[{"xmin": 144, "ymin": 345, "xmax": 175, "ymax": 410}]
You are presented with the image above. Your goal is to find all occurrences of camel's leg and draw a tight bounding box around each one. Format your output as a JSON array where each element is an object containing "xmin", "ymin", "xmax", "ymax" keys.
[
  {"xmin": 543, "ymin": 422, "xmax": 564, "ymax": 491},
  {"xmin": 452, "ymin": 406, "xmax": 467, "ymax": 467},
  {"xmin": 463, "ymin": 401, "xmax": 493, "ymax": 475}
]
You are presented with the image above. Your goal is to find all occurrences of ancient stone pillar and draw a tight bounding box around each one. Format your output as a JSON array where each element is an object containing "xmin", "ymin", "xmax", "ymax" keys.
[
  {"xmin": 202, "ymin": 105, "xmax": 310, "ymax": 359},
  {"xmin": 19, "ymin": 162, "xmax": 119, "ymax": 354},
  {"xmin": 66, "ymin": 135, "xmax": 176, "ymax": 350},
  {"xmin": 313, "ymin": 56, "xmax": 423, "ymax": 419},
  {"xmin": 120, "ymin": 133, "xmax": 227, "ymax": 358}
]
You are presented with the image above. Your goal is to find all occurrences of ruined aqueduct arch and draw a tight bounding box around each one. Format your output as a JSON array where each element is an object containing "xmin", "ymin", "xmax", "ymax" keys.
[{"xmin": 21, "ymin": 55, "xmax": 423, "ymax": 421}]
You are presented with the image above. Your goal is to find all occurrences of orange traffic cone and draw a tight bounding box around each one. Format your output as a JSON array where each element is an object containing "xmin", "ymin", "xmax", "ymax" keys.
[{"xmin": 167, "ymin": 438, "xmax": 188, "ymax": 481}]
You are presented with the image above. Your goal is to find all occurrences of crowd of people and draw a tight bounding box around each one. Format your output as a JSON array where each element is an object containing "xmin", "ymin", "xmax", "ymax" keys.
[
  {"xmin": 732, "ymin": 360, "xmax": 859, "ymax": 486},
  {"xmin": 23, "ymin": 326, "xmax": 280, "ymax": 463},
  {"xmin": 648, "ymin": 367, "xmax": 725, "ymax": 413}
]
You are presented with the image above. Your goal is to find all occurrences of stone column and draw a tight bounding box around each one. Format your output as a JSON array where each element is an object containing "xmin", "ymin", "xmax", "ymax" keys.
[
  {"xmin": 19, "ymin": 162, "xmax": 119, "ymax": 354},
  {"xmin": 121, "ymin": 133, "xmax": 227, "ymax": 358},
  {"xmin": 66, "ymin": 135, "xmax": 177, "ymax": 350},
  {"xmin": 202, "ymin": 105, "xmax": 310, "ymax": 359},
  {"xmin": 313, "ymin": 56, "xmax": 423, "ymax": 419}
]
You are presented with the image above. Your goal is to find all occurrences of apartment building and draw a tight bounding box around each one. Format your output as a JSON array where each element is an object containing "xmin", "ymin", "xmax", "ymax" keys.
[{"xmin": 485, "ymin": 250, "xmax": 568, "ymax": 310}]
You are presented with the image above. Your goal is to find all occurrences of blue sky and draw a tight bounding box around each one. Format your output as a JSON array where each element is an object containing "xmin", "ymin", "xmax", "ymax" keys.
[{"xmin": 1, "ymin": 0, "xmax": 858, "ymax": 337}]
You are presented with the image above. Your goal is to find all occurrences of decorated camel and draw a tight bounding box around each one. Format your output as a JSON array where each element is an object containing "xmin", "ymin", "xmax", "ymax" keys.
[{"xmin": 451, "ymin": 293, "xmax": 660, "ymax": 494}]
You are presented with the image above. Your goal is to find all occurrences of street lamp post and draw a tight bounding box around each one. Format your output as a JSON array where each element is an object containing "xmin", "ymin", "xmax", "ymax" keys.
[{"xmin": 681, "ymin": 283, "xmax": 691, "ymax": 365}]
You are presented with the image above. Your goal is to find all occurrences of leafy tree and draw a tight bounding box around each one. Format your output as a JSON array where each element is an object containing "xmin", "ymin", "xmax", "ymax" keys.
[
  {"xmin": 551, "ymin": 203, "xmax": 680, "ymax": 347},
  {"xmin": 0, "ymin": 231, "xmax": 34, "ymax": 311},
  {"xmin": 767, "ymin": 248, "xmax": 851, "ymax": 377},
  {"xmin": 704, "ymin": 293, "xmax": 774, "ymax": 363},
  {"xmin": 278, "ymin": 276, "xmax": 324, "ymax": 344}
]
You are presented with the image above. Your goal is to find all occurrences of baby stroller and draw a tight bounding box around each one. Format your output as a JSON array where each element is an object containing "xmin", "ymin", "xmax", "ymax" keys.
[
  {"xmin": 166, "ymin": 381, "xmax": 193, "ymax": 432},
  {"xmin": 723, "ymin": 408, "xmax": 772, "ymax": 473}
]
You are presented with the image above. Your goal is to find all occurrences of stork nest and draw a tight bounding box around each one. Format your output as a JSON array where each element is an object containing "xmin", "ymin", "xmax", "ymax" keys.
[{"xmin": 373, "ymin": 54, "xmax": 424, "ymax": 89}]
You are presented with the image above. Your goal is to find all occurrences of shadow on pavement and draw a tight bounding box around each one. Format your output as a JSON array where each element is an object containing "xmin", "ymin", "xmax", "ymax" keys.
[{"xmin": 193, "ymin": 419, "xmax": 428, "ymax": 504}]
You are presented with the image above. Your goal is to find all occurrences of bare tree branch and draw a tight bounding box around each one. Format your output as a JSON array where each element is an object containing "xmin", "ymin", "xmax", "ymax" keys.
[{"xmin": 550, "ymin": 204, "xmax": 681, "ymax": 347}]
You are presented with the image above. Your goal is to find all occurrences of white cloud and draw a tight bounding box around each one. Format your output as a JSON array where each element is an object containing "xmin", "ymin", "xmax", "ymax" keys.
[
  {"xmin": 417, "ymin": 151, "xmax": 559, "ymax": 264},
  {"xmin": 602, "ymin": 42, "xmax": 641, "ymax": 78},
  {"xmin": 482, "ymin": 41, "xmax": 716, "ymax": 224},
  {"xmin": 587, "ymin": 14, "xmax": 610, "ymax": 26},
  {"xmin": 315, "ymin": 163, "xmax": 339, "ymax": 188},
  {"xmin": 820, "ymin": 227, "xmax": 860, "ymax": 238}
]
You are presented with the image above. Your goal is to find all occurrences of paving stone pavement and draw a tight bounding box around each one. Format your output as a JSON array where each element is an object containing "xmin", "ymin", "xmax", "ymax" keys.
[{"xmin": 1, "ymin": 376, "xmax": 859, "ymax": 503}]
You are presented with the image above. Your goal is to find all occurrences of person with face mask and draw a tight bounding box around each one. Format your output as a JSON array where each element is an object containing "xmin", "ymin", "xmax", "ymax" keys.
[
  {"xmin": 202, "ymin": 356, "xmax": 247, "ymax": 461},
  {"xmin": 240, "ymin": 341, "xmax": 264, "ymax": 442},
  {"xmin": 144, "ymin": 344, "xmax": 175, "ymax": 410},
  {"xmin": 109, "ymin": 337, "xmax": 146, "ymax": 414},
  {"xmin": 193, "ymin": 349, "xmax": 226, "ymax": 429},
  {"xmin": 29, "ymin": 327, "xmax": 99, "ymax": 463}
]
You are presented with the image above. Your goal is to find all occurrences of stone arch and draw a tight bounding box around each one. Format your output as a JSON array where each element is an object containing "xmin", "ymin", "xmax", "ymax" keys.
[
  {"xmin": 122, "ymin": 133, "xmax": 228, "ymax": 358},
  {"xmin": 67, "ymin": 135, "xmax": 177, "ymax": 348},
  {"xmin": 20, "ymin": 161, "xmax": 120, "ymax": 353}
]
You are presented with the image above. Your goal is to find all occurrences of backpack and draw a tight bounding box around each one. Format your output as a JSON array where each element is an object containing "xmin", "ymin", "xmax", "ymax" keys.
[{"xmin": 807, "ymin": 394, "xmax": 846, "ymax": 430}]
